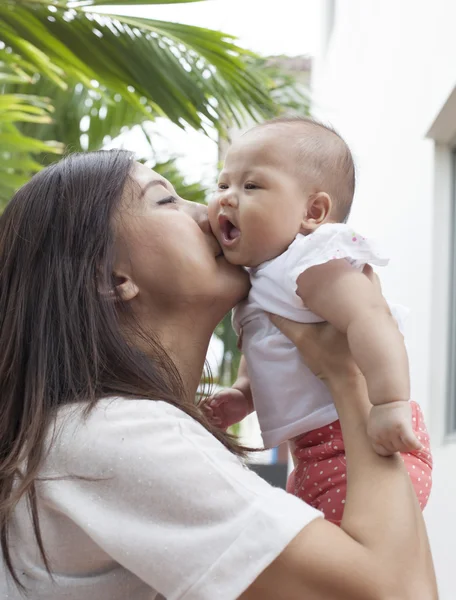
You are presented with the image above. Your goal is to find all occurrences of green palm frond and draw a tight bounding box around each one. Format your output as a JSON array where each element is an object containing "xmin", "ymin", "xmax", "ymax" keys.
[
  {"xmin": 0, "ymin": 59, "xmax": 63, "ymax": 205},
  {"xmin": 152, "ymin": 157, "xmax": 207, "ymax": 204},
  {"xmin": 13, "ymin": 78, "xmax": 156, "ymax": 158},
  {"xmin": 74, "ymin": 0, "xmax": 202, "ymax": 5},
  {"xmin": 0, "ymin": 0, "xmax": 285, "ymax": 205},
  {"xmin": 0, "ymin": 1, "xmax": 277, "ymax": 134}
]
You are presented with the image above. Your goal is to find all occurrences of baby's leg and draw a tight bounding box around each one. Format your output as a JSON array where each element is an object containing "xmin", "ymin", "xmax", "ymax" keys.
[
  {"xmin": 401, "ymin": 402, "xmax": 433, "ymax": 509},
  {"xmin": 288, "ymin": 421, "xmax": 347, "ymax": 525},
  {"xmin": 289, "ymin": 402, "xmax": 432, "ymax": 524}
]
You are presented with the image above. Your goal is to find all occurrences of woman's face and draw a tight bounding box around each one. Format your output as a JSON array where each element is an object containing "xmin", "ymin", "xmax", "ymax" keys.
[{"xmin": 113, "ymin": 163, "xmax": 249, "ymax": 323}]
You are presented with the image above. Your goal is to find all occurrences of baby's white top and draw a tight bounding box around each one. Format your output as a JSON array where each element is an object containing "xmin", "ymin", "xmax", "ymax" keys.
[
  {"xmin": 1, "ymin": 398, "xmax": 321, "ymax": 600},
  {"xmin": 233, "ymin": 223, "xmax": 406, "ymax": 448}
]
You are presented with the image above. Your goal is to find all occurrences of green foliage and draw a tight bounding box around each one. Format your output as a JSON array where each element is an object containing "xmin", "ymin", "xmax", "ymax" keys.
[
  {"xmin": 0, "ymin": 0, "xmax": 281, "ymax": 205},
  {"xmin": 1, "ymin": 0, "xmax": 277, "ymax": 131},
  {"xmin": 214, "ymin": 312, "xmax": 241, "ymax": 386},
  {"xmin": 251, "ymin": 55, "xmax": 311, "ymax": 114},
  {"xmin": 0, "ymin": 57, "xmax": 63, "ymax": 203},
  {"xmin": 152, "ymin": 158, "xmax": 207, "ymax": 204}
]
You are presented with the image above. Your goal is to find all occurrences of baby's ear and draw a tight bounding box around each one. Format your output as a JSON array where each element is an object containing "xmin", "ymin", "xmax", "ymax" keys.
[{"xmin": 300, "ymin": 192, "xmax": 332, "ymax": 233}]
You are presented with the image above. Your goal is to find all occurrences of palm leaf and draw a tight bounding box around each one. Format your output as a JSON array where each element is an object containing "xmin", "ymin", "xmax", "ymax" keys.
[
  {"xmin": 152, "ymin": 157, "xmax": 207, "ymax": 204},
  {"xmin": 76, "ymin": 0, "xmax": 201, "ymax": 5},
  {"xmin": 13, "ymin": 77, "xmax": 157, "ymax": 158},
  {"xmin": 0, "ymin": 0, "xmax": 306, "ymax": 214},
  {"xmin": 0, "ymin": 2, "xmax": 277, "ymax": 134},
  {"xmin": 0, "ymin": 59, "xmax": 63, "ymax": 205},
  {"xmin": 251, "ymin": 55, "xmax": 311, "ymax": 114}
]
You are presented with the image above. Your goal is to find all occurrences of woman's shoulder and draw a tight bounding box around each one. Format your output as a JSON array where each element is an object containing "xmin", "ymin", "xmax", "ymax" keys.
[
  {"xmin": 38, "ymin": 398, "xmax": 322, "ymax": 600},
  {"xmin": 57, "ymin": 396, "xmax": 192, "ymax": 429},
  {"xmin": 55, "ymin": 397, "xmax": 194, "ymax": 439},
  {"xmin": 45, "ymin": 397, "xmax": 215, "ymax": 477}
]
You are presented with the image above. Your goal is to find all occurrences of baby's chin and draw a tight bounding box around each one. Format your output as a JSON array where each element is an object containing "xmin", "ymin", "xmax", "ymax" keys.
[
  {"xmin": 221, "ymin": 250, "xmax": 246, "ymax": 267},
  {"xmin": 222, "ymin": 249, "xmax": 263, "ymax": 270},
  {"xmin": 220, "ymin": 238, "xmax": 276, "ymax": 268}
]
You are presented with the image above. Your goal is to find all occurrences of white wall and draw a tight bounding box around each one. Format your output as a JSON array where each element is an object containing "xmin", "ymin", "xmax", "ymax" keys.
[{"xmin": 312, "ymin": 1, "xmax": 456, "ymax": 596}]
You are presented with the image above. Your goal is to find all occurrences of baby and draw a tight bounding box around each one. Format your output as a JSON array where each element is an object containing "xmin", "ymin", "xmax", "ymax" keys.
[{"xmin": 206, "ymin": 117, "xmax": 433, "ymax": 523}]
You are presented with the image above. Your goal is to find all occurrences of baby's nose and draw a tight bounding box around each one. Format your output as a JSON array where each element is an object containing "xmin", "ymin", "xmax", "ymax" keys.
[{"xmin": 219, "ymin": 191, "xmax": 238, "ymax": 208}]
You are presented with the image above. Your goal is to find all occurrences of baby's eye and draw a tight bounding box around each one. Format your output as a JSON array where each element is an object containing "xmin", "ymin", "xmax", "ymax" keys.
[
  {"xmin": 245, "ymin": 182, "xmax": 259, "ymax": 190},
  {"xmin": 217, "ymin": 183, "xmax": 228, "ymax": 190},
  {"xmin": 156, "ymin": 195, "xmax": 177, "ymax": 205}
]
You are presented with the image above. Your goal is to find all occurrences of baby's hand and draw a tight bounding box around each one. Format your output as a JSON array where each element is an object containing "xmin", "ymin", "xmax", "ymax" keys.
[
  {"xmin": 200, "ymin": 388, "xmax": 251, "ymax": 430},
  {"xmin": 367, "ymin": 401, "xmax": 422, "ymax": 456}
]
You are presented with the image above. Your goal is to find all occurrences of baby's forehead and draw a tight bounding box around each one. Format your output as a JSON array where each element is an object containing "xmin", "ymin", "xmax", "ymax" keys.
[
  {"xmin": 239, "ymin": 122, "xmax": 348, "ymax": 177},
  {"xmin": 227, "ymin": 126, "xmax": 300, "ymax": 168},
  {"xmin": 241, "ymin": 123, "xmax": 301, "ymax": 148}
]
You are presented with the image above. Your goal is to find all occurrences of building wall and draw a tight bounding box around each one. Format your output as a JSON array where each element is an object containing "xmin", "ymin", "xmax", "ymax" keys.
[{"xmin": 312, "ymin": 1, "xmax": 456, "ymax": 596}]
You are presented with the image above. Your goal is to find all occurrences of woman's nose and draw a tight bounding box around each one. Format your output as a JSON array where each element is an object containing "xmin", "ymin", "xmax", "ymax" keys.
[{"xmin": 186, "ymin": 200, "xmax": 212, "ymax": 234}]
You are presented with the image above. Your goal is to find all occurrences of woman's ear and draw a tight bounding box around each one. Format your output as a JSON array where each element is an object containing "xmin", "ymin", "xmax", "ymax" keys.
[
  {"xmin": 114, "ymin": 274, "xmax": 139, "ymax": 303},
  {"xmin": 99, "ymin": 273, "xmax": 139, "ymax": 303},
  {"xmin": 300, "ymin": 192, "xmax": 332, "ymax": 233}
]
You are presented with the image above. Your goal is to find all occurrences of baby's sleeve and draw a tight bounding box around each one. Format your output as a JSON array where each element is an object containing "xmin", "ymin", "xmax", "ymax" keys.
[
  {"xmin": 285, "ymin": 224, "xmax": 389, "ymax": 295},
  {"xmin": 44, "ymin": 399, "xmax": 321, "ymax": 600}
]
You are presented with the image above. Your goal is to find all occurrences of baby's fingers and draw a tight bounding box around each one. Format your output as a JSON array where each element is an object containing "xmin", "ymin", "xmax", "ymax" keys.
[
  {"xmin": 372, "ymin": 441, "xmax": 396, "ymax": 457},
  {"xmin": 208, "ymin": 391, "xmax": 230, "ymax": 409},
  {"xmin": 399, "ymin": 428, "xmax": 423, "ymax": 452},
  {"xmin": 374, "ymin": 428, "xmax": 422, "ymax": 456}
]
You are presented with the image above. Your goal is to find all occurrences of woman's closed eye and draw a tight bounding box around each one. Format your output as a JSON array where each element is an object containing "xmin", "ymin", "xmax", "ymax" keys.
[{"xmin": 156, "ymin": 195, "xmax": 178, "ymax": 206}]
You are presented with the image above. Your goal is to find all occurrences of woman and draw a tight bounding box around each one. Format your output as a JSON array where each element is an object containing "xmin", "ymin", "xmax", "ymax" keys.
[{"xmin": 0, "ymin": 150, "xmax": 436, "ymax": 599}]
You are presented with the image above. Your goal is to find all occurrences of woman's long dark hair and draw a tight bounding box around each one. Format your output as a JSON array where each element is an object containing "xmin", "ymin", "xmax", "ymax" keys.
[{"xmin": 0, "ymin": 150, "xmax": 243, "ymax": 589}]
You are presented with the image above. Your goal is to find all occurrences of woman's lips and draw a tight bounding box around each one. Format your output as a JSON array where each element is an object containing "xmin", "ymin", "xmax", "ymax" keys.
[{"xmin": 218, "ymin": 214, "xmax": 241, "ymax": 248}]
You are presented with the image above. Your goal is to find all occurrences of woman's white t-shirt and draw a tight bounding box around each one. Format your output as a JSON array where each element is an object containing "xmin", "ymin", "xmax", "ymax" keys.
[{"xmin": 1, "ymin": 398, "xmax": 321, "ymax": 600}]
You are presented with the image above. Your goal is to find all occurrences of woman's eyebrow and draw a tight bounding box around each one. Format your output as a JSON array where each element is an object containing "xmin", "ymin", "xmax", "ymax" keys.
[{"xmin": 140, "ymin": 179, "xmax": 169, "ymax": 198}]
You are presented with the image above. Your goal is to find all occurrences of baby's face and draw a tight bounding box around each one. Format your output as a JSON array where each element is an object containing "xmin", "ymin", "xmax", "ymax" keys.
[{"xmin": 208, "ymin": 128, "xmax": 309, "ymax": 268}]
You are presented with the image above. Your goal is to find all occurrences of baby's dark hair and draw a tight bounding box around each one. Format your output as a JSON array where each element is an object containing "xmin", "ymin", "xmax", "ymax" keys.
[{"xmin": 252, "ymin": 116, "xmax": 355, "ymax": 222}]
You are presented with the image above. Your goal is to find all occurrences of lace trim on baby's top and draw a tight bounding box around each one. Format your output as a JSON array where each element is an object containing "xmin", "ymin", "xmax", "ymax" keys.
[{"xmin": 285, "ymin": 223, "xmax": 389, "ymax": 293}]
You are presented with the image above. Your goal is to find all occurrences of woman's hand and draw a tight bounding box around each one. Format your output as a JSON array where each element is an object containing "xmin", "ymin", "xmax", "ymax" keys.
[{"xmin": 268, "ymin": 317, "xmax": 360, "ymax": 385}]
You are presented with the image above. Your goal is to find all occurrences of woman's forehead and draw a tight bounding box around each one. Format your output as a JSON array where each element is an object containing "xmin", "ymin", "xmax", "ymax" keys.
[
  {"xmin": 132, "ymin": 162, "xmax": 167, "ymax": 189},
  {"xmin": 119, "ymin": 163, "xmax": 173, "ymax": 217},
  {"xmin": 125, "ymin": 163, "xmax": 174, "ymax": 206}
]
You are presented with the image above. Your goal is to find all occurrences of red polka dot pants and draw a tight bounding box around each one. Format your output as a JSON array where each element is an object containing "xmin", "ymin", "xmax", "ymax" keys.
[{"xmin": 287, "ymin": 401, "xmax": 433, "ymax": 525}]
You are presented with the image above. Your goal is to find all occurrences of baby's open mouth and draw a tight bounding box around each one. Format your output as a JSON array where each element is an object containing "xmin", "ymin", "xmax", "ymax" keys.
[{"xmin": 218, "ymin": 214, "xmax": 241, "ymax": 245}]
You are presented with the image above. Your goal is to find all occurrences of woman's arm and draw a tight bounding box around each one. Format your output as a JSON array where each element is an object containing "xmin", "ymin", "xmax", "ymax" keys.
[
  {"xmin": 296, "ymin": 259, "xmax": 409, "ymax": 407},
  {"xmin": 240, "ymin": 307, "xmax": 437, "ymax": 598}
]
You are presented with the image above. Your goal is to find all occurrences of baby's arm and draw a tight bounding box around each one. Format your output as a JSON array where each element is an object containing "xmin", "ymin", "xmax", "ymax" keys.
[
  {"xmin": 296, "ymin": 259, "xmax": 420, "ymax": 455},
  {"xmin": 232, "ymin": 354, "xmax": 252, "ymax": 395},
  {"xmin": 201, "ymin": 356, "xmax": 254, "ymax": 430},
  {"xmin": 296, "ymin": 260, "xmax": 407, "ymax": 404}
]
